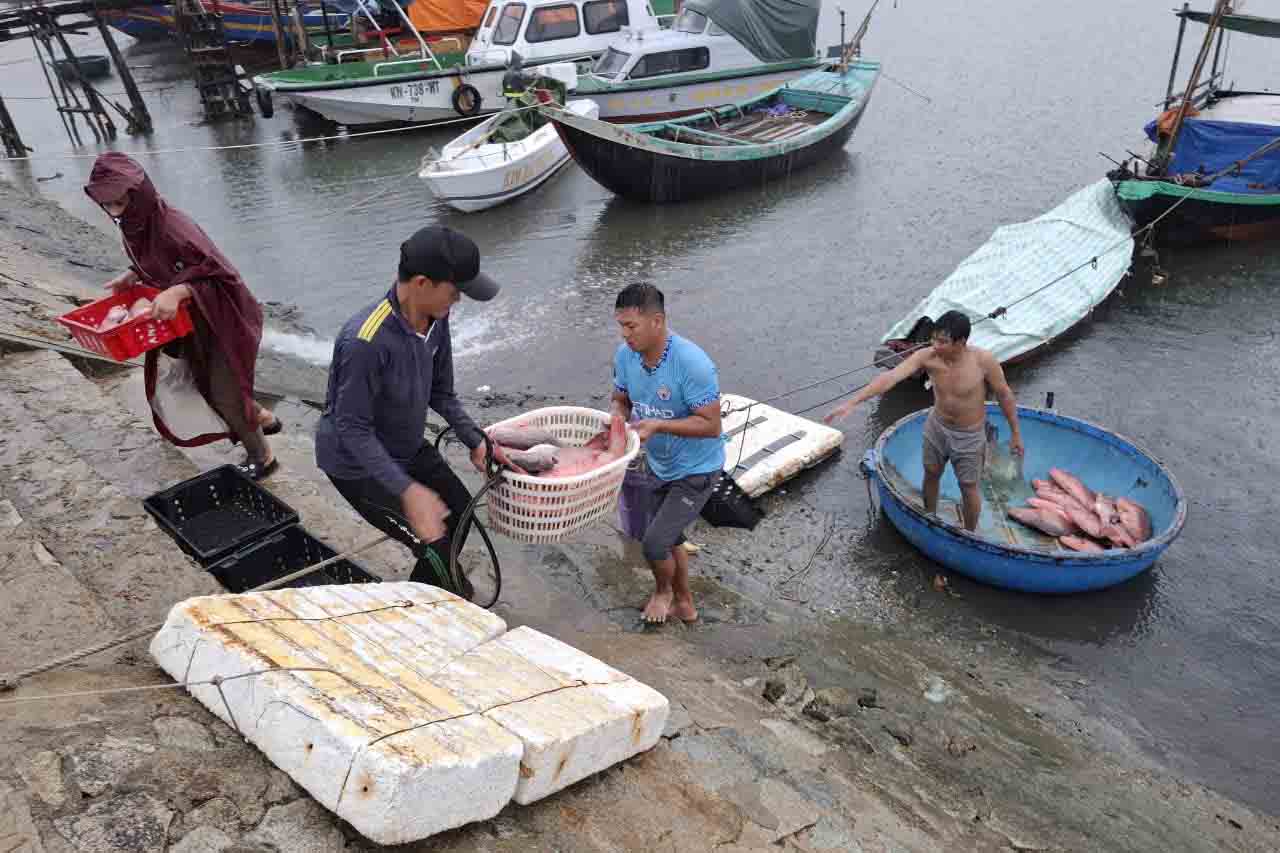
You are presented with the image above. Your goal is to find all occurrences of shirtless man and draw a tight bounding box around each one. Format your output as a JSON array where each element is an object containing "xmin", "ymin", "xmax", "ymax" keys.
[{"xmin": 824, "ymin": 310, "xmax": 1024, "ymax": 530}]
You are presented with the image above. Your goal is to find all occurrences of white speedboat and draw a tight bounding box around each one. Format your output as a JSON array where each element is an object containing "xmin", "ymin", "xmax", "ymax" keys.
[
  {"xmin": 420, "ymin": 65, "xmax": 596, "ymax": 211},
  {"xmin": 253, "ymin": 0, "xmax": 663, "ymax": 126},
  {"xmin": 571, "ymin": 4, "xmax": 829, "ymax": 122}
]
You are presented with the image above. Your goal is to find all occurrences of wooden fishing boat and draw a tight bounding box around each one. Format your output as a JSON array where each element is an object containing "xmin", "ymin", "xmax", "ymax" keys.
[
  {"xmin": 875, "ymin": 180, "xmax": 1135, "ymax": 372},
  {"xmin": 1106, "ymin": 1, "xmax": 1280, "ymax": 244},
  {"xmin": 862, "ymin": 404, "xmax": 1186, "ymax": 594},
  {"xmin": 546, "ymin": 60, "xmax": 879, "ymax": 203}
]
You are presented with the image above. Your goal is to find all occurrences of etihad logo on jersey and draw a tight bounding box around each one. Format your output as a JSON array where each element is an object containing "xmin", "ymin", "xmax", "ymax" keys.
[{"xmin": 634, "ymin": 401, "xmax": 676, "ymax": 419}]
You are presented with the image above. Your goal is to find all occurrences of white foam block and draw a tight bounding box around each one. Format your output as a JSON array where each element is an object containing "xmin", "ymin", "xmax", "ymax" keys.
[
  {"xmin": 149, "ymin": 582, "xmax": 520, "ymax": 846},
  {"xmin": 436, "ymin": 625, "xmax": 669, "ymax": 804},
  {"xmin": 720, "ymin": 393, "xmax": 845, "ymax": 498}
]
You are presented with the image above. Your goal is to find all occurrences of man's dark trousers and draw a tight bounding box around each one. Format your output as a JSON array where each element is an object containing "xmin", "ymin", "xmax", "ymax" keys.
[{"xmin": 328, "ymin": 443, "xmax": 474, "ymax": 595}]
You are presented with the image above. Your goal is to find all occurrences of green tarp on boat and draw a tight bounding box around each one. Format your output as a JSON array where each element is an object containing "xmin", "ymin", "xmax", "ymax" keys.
[
  {"xmin": 881, "ymin": 180, "xmax": 1135, "ymax": 365},
  {"xmin": 1178, "ymin": 10, "xmax": 1280, "ymax": 39},
  {"xmin": 683, "ymin": 0, "xmax": 820, "ymax": 62}
]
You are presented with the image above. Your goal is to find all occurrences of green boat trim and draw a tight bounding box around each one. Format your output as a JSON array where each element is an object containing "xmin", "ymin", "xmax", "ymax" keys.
[
  {"xmin": 259, "ymin": 50, "xmax": 472, "ymax": 90},
  {"xmin": 1114, "ymin": 179, "xmax": 1280, "ymax": 207},
  {"xmin": 571, "ymin": 56, "xmax": 822, "ymax": 95}
]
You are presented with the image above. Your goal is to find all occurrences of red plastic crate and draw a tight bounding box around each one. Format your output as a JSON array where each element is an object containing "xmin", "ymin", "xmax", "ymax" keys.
[{"xmin": 56, "ymin": 284, "xmax": 194, "ymax": 362}]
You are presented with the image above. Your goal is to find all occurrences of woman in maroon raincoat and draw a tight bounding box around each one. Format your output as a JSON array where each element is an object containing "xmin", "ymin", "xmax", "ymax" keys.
[{"xmin": 84, "ymin": 152, "xmax": 279, "ymax": 480}]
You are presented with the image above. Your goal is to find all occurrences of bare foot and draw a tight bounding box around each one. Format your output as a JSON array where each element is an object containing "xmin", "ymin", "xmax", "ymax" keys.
[
  {"xmin": 671, "ymin": 595, "xmax": 698, "ymax": 624},
  {"xmin": 642, "ymin": 588, "xmax": 673, "ymax": 624}
]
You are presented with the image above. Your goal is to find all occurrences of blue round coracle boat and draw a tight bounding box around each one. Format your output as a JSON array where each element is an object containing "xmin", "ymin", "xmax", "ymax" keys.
[{"xmin": 861, "ymin": 403, "xmax": 1187, "ymax": 594}]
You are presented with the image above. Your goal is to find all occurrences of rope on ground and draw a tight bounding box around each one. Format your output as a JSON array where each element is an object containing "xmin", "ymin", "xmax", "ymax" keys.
[
  {"xmin": 0, "ymin": 666, "xmax": 340, "ymax": 706},
  {"xmin": 0, "ymin": 105, "xmax": 539, "ymax": 163},
  {"xmin": 771, "ymin": 513, "xmax": 835, "ymax": 603},
  {"xmin": 0, "ymin": 532, "xmax": 390, "ymax": 692}
]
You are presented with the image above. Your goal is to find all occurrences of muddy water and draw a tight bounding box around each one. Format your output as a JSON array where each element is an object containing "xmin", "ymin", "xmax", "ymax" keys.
[{"xmin": 2, "ymin": 0, "xmax": 1277, "ymax": 813}]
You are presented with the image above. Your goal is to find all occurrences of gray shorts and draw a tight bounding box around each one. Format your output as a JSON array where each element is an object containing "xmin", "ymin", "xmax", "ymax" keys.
[
  {"xmin": 922, "ymin": 411, "xmax": 987, "ymax": 485},
  {"xmin": 621, "ymin": 459, "xmax": 718, "ymax": 562}
]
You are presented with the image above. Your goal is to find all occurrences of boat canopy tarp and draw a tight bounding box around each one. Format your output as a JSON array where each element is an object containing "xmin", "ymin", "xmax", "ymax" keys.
[
  {"xmin": 683, "ymin": 0, "xmax": 819, "ymax": 62},
  {"xmin": 1178, "ymin": 10, "xmax": 1280, "ymax": 38},
  {"xmin": 1144, "ymin": 117, "xmax": 1280, "ymax": 194},
  {"xmin": 881, "ymin": 180, "xmax": 1133, "ymax": 364},
  {"xmin": 407, "ymin": 0, "xmax": 487, "ymax": 33}
]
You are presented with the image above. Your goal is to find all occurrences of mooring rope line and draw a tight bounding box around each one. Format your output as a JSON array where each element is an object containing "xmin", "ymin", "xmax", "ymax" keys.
[
  {"xmin": 0, "ymin": 665, "xmax": 342, "ymax": 706},
  {"xmin": 1, "ymin": 86, "xmax": 180, "ymax": 101},
  {"xmin": 0, "ymin": 104, "xmax": 540, "ymax": 163},
  {"xmin": 0, "ymin": 532, "xmax": 390, "ymax": 692},
  {"xmin": 727, "ymin": 168, "xmax": 1218, "ymax": 424}
]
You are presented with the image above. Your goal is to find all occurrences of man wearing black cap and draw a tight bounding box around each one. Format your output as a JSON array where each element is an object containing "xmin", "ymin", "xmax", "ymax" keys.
[{"xmin": 316, "ymin": 226, "xmax": 515, "ymax": 595}]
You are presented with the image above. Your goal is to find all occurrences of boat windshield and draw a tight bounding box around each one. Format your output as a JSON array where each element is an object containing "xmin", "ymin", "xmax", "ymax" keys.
[
  {"xmin": 673, "ymin": 9, "xmax": 707, "ymax": 33},
  {"xmin": 592, "ymin": 47, "xmax": 631, "ymax": 77},
  {"xmin": 493, "ymin": 2, "xmax": 526, "ymax": 44}
]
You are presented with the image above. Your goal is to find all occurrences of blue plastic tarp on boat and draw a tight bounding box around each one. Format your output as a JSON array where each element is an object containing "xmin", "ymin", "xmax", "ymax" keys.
[{"xmin": 1144, "ymin": 117, "xmax": 1280, "ymax": 193}]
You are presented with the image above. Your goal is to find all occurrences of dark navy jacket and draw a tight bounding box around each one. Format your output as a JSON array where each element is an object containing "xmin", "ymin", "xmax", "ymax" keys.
[{"xmin": 315, "ymin": 286, "xmax": 483, "ymax": 496}]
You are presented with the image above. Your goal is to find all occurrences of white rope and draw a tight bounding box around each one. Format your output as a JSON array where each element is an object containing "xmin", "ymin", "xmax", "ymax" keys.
[{"xmin": 0, "ymin": 104, "xmax": 540, "ymax": 163}]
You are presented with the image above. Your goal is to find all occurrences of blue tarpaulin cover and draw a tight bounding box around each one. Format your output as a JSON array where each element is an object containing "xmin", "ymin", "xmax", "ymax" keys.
[{"xmin": 1144, "ymin": 118, "xmax": 1280, "ymax": 193}]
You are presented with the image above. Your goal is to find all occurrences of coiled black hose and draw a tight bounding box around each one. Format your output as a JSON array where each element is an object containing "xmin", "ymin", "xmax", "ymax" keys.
[{"xmin": 433, "ymin": 426, "xmax": 504, "ymax": 609}]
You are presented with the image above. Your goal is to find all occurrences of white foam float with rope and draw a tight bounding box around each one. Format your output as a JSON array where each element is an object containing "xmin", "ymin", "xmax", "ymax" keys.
[
  {"xmin": 718, "ymin": 392, "xmax": 845, "ymax": 498},
  {"xmin": 149, "ymin": 582, "xmax": 668, "ymax": 845}
]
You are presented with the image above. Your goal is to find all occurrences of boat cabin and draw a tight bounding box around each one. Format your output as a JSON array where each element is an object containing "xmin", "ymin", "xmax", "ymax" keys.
[
  {"xmin": 585, "ymin": 7, "xmax": 784, "ymax": 83},
  {"xmin": 465, "ymin": 0, "xmax": 665, "ymax": 67}
]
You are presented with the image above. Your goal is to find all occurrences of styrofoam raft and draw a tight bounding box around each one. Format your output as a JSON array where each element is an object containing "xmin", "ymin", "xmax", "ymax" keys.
[
  {"xmin": 151, "ymin": 582, "xmax": 669, "ymax": 844},
  {"xmin": 435, "ymin": 625, "xmax": 669, "ymax": 804},
  {"xmin": 720, "ymin": 393, "xmax": 845, "ymax": 497},
  {"xmin": 149, "ymin": 582, "xmax": 518, "ymax": 845}
]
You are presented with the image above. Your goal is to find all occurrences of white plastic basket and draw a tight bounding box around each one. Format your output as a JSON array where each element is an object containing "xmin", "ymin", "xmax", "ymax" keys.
[{"xmin": 484, "ymin": 406, "xmax": 640, "ymax": 544}]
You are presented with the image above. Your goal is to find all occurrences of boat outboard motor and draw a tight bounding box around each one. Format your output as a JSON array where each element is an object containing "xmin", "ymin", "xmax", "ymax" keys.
[{"xmin": 502, "ymin": 51, "xmax": 531, "ymax": 98}]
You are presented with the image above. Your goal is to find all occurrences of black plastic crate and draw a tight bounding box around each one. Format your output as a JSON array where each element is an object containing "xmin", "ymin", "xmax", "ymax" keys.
[
  {"xmin": 143, "ymin": 464, "xmax": 299, "ymax": 567},
  {"xmin": 207, "ymin": 525, "xmax": 380, "ymax": 594}
]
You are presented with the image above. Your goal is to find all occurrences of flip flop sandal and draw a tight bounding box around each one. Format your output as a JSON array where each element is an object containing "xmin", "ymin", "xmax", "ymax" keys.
[
  {"xmin": 263, "ymin": 417, "xmax": 284, "ymax": 436},
  {"xmin": 236, "ymin": 458, "xmax": 279, "ymax": 481}
]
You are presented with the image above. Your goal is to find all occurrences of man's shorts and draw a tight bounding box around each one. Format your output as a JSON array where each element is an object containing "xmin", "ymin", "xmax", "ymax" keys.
[
  {"xmin": 922, "ymin": 410, "xmax": 987, "ymax": 485},
  {"xmin": 619, "ymin": 457, "xmax": 718, "ymax": 562}
]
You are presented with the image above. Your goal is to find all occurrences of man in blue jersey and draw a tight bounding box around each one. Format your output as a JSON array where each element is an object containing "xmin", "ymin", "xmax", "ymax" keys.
[{"xmin": 611, "ymin": 283, "xmax": 724, "ymax": 624}]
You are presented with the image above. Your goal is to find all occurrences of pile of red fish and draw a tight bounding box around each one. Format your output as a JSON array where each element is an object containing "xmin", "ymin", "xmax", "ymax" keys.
[
  {"xmin": 489, "ymin": 415, "xmax": 628, "ymax": 479},
  {"xmin": 96, "ymin": 297, "xmax": 152, "ymax": 333},
  {"xmin": 1008, "ymin": 468, "xmax": 1153, "ymax": 554}
]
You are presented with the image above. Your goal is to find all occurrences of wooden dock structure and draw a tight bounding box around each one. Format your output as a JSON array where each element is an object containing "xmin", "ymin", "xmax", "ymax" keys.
[{"xmin": 0, "ymin": 0, "xmax": 268, "ymax": 152}]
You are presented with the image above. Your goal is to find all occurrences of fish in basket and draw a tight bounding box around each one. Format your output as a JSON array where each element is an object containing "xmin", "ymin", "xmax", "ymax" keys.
[
  {"xmin": 483, "ymin": 407, "xmax": 640, "ymax": 544},
  {"xmin": 56, "ymin": 284, "xmax": 193, "ymax": 362}
]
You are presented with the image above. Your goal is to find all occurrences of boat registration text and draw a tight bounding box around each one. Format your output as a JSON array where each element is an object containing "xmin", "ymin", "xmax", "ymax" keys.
[{"xmin": 389, "ymin": 80, "xmax": 442, "ymax": 102}]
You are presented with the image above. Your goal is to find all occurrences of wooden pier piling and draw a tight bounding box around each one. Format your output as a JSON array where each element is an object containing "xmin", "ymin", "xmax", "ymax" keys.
[
  {"xmin": 93, "ymin": 12, "xmax": 153, "ymax": 134},
  {"xmin": 0, "ymin": 95, "xmax": 31, "ymax": 158}
]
